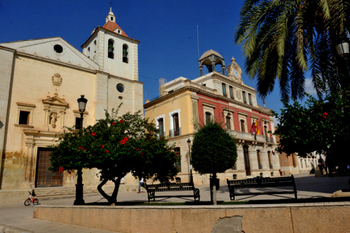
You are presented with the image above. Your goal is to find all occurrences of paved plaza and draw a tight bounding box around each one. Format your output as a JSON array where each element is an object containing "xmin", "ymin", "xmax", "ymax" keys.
[{"xmin": 0, "ymin": 173, "xmax": 349, "ymax": 233}]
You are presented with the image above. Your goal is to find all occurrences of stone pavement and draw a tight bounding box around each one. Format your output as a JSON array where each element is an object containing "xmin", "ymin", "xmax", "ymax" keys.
[{"xmin": 0, "ymin": 173, "xmax": 349, "ymax": 233}]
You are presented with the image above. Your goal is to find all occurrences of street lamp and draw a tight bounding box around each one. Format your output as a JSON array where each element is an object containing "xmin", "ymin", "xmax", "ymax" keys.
[
  {"xmin": 77, "ymin": 95, "xmax": 88, "ymax": 129},
  {"xmin": 74, "ymin": 95, "xmax": 88, "ymax": 205},
  {"xmin": 336, "ymin": 37, "xmax": 350, "ymax": 88},
  {"xmin": 187, "ymin": 139, "xmax": 193, "ymax": 184}
]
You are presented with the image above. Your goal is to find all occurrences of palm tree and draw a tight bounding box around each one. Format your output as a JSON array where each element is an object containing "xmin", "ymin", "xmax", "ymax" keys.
[{"xmin": 235, "ymin": 0, "xmax": 350, "ymax": 101}]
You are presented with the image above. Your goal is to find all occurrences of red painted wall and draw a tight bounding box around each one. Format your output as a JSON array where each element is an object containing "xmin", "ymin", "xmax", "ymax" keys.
[{"xmin": 196, "ymin": 93, "xmax": 272, "ymax": 135}]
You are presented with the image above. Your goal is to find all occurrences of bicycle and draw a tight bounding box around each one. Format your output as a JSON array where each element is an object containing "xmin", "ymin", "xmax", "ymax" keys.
[{"xmin": 24, "ymin": 190, "xmax": 39, "ymax": 206}]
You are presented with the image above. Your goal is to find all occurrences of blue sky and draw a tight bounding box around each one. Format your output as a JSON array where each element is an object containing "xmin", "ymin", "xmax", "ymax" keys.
[{"xmin": 0, "ymin": 0, "xmax": 316, "ymax": 118}]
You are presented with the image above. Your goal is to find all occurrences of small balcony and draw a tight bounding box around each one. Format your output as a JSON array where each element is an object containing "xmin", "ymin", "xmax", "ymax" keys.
[
  {"xmin": 169, "ymin": 127, "xmax": 181, "ymax": 137},
  {"xmin": 229, "ymin": 130, "xmax": 274, "ymax": 144}
]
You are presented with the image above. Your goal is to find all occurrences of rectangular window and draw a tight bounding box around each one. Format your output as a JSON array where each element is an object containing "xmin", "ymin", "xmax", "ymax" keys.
[
  {"xmin": 75, "ymin": 117, "xmax": 82, "ymax": 130},
  {"xmin": 240, "ymin": 120, "xmax": 245, "ymax": 132},
  {"xmin": 264, "ymin": 125, "xmax": 269, "ymax": 142},
  {"xmin": 229, "ymin": 86, "xmax": 234, "ymax": 99},
  {"xmin": 226, "ymin": 116, "xmax": 231, "ymax": 130},
  {"xmin": 248, "ymin": 93, "xmax": 252, "ymax": 105},
  {"xmin": 268, "ymin": 151, "xmax": 273, "ymax": 169},
  {"xmin": 174, "ymin": 148, "xmax": 181, "ymax": 172},
  {"xmin": 242, "ymin": 91, "xmax": 247, "ymax": 103},
  {"xmin": 222, "ymin": 83, "xmax": 227, "ymax": 96},
  {"xmin": 205, "ymin": 112, "xmax": 211, "ymax": 124},
  {"xmin": 257, "ymin": 150, "xmax": 262, "ymax": 169},
  {"xmin": 19, "ymin": 111, "xmax": 30, "ymax": 125},
  {"xmin": 173, "ymin": 113, "xmax": 180, "ymax": 136},
  {"xmin": 158, "ymin": 118, "xmax": 164, "ymax": 137}
]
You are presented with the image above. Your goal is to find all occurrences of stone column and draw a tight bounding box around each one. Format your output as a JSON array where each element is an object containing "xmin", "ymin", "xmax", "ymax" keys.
[
  {"xmin": 211, "ymin": 61, "xmax": 216, "ymax": 72},
  {"xmin": 221, "ymin": 65, "xmax": 226, "ymax": 75},
  {"xmin": 199, "ymin": 66, "xmax": 203, "ymax": 76}
]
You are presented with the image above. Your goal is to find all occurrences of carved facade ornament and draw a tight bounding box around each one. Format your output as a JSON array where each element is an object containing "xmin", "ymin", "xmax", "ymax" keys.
[
  {"xmin": 52, "ymin": 73, "xmax": 62, "ymax": 86},
  {"xmin": 42, "ymin": 93, "xmax": 69, "ymax": 131},
  {"xmin": 227, "ymin": 57, "xmax": 243, "ymax": 84},
  {"xmin": 236, "ymin": 90, "xmax": 241, "ymax": 99},
  {"xmin": 49, "ymin": 112, "xmax": 58, "ymax": 128}
]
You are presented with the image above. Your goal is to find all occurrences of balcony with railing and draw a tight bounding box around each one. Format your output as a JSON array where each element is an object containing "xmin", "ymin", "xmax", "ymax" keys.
[{"xmin": 229, "ymin": 130, "xmax": 275, "ymax": 144}]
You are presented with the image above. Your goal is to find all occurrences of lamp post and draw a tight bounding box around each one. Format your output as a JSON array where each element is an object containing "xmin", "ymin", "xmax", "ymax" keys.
[
  {"xmin": 187, "ymin": 139, "xmax": 193, "ymax": 184},
  {"xmin": 74, "ymin": 95, "xmax": 88, "ymax": 205},
  {"xmin": 336, "ymin": 37, "xmax": 350, "ymax": 89}
]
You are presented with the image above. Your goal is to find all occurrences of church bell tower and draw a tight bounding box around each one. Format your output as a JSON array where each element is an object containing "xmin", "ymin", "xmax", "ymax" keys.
[{"xmin": 81, "ymin": 8, "xmax": 140, "ymax": 81}]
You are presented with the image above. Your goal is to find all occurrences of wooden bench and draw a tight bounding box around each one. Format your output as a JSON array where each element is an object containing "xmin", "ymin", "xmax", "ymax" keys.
[
  {"xmin": 227, "ymin": 175, "xmax": 297, "ymax": 200},
  {"xmin": 141, "ymin": 182, "xmax": 200, "ymax": 202}
]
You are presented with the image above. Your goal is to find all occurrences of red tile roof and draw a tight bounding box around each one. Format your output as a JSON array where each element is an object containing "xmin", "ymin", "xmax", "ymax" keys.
[{"xmin": 102, "ymin": 21, "xmax": 129, "ymax": 38}]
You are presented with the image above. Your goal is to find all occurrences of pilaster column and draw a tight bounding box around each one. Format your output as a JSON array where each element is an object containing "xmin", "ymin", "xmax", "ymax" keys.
[
  {"xmin": 248, "ymin": 144, "xmax": 258, "ymax": 171},
  {"xmin": 236, "ymin": 141, "xmax": 245, "ymax": 170}
]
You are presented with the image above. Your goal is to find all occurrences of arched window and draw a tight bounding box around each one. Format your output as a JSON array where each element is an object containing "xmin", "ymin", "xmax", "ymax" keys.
[
  {"xmin": 123, "ymin": 44, "xmax": 128, "ymax": 63},
  {"xmin": 108, "ymin": 39, "xmax": 114, "ymax": 59}
]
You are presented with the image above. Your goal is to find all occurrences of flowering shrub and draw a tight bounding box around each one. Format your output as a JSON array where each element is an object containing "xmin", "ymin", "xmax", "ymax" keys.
[
  {"xmin": 49, "ymin": 107, "xmax": 177, "ymax": 204},
  {"xmin": 274, "ymin": 92, "xmax": 350, "ymax": 167}
]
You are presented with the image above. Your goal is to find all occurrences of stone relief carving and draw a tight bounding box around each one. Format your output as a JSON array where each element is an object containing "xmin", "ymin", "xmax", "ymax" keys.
[
  {"xmin": 236, "ymin": 90, "xmax": 241, "ymax": 100},
  {"xmin": 42, "ymin": 93, "xmax": 69, "ymax": 131},
  {"xmin": 52, "ymin": 73, "xmax": 62, "ymax": 86},
  {"xmin": 49, "ymin": 112, "xmax": 58, "ymax": 128}
]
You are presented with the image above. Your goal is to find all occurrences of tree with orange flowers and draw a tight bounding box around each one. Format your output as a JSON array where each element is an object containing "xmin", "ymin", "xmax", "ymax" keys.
[{"xmin": 50, "ymin": 107, "xmax": 178, "ymax": 204}]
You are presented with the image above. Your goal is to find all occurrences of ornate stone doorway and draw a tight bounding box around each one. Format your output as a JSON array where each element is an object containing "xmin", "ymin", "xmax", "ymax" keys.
[
  {"xmin": 243, "ymin": 145, "xmax": 251, "ymax": 176},
  {"xmin": 35, "ymin": 148, "xmax": 63, "ymax": 187}
]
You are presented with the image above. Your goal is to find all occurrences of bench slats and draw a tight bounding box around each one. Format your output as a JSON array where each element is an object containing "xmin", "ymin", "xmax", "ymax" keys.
[
  {"xmin": 227, "ymin": 175, "xmax": 297, "ymax": 200},
  {"xmin": 141, "ymin": 182, "xmax": 200, "ymax": 202}
]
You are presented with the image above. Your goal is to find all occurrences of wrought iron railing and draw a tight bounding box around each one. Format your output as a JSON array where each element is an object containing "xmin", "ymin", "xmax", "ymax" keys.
[{"xmin": 169, "ymin": 127, "xmax": 181, "ymax": 137}]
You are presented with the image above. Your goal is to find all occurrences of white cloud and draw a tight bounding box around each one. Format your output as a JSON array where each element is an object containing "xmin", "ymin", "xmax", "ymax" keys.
[{"xmin": 304, "ymin": 78, "xmax": 317, "ymax": 95}]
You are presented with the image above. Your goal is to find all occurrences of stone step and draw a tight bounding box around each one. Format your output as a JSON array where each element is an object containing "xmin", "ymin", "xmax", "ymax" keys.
[{"xmin": 32, "ymin": 186, "xmax": 102, "ymax": 200}]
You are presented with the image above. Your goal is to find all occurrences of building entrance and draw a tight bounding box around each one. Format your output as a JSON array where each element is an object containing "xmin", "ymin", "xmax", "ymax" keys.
[
  {"xmin": 35, "ymin": 148, "xmax": 63, "ymax": 187},
  {"xmin": 243, "ymin": 145, "xmax": 251, "ymax": 176}
]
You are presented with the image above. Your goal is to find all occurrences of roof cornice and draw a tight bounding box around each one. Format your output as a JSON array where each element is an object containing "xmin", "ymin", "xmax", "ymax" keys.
[
  {"xmin": 81, "ymin": 26, "xmax": 140, "ymax": 48},
  {"xmin": 144, "ymin": 85, "xmax": 273, "ymax": 116}
]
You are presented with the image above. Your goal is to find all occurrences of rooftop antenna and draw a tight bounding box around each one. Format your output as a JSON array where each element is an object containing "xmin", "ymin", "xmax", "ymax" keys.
[{"xmin": 197, "ymin": 24, "xmax": 200, "ymax": 60}]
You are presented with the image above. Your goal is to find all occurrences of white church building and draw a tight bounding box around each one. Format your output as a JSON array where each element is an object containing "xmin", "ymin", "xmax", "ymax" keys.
[{"xmin": 0, "ymin": 8, "xmax": 143, "ymax": 191}]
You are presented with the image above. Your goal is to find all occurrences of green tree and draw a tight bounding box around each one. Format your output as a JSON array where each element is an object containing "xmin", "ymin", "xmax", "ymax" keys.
[
  {"xmin": 50, "ymin": 108, "xmax": 178, "ymax": 204},
  {"xmin": 274, "ymin": 91, "xmax": 350, "ymax": 170},
  {"xmin": 191, "ymin": 121, "xmax": 237, "ymax": 204},
  {"xmin": 235, "ymin": 0, "xmax": 350, "ymax": 100}
]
